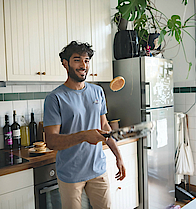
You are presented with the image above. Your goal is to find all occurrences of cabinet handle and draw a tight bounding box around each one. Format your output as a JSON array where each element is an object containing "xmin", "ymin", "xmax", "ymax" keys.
[
  {"xmin": 42, "ymin": 72, "xmax": 46, "ymax": 75},
  {"xmin": 94, "ymin": 74, "xmax": 97, "ymax": 76},
  {"xmin": 118, "ymin": 187, "xmax": 121, "ymax": 190},
  {"xmin": 90, "ymin": 73, "xmax": 93, "ymax": 76},
  {"xmin": 36, "ymin": 72, "xmax": 41, "ymax": 75}
]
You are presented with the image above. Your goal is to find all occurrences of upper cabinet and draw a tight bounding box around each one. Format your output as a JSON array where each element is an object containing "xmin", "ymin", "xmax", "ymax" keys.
[
  {"xmin": 0, "ymin": 0, "xmax": 6, "ymax": 81},
  {"xmin": 90, "ymin": 0, "xmax": 113, "ymax": 82},
  {"xmin": 4, "ymin": 0, "xmax": 67, "ymax": 82},
  {"xmin": 66, "ymin": 0, "xmax": 113, "ymax": 82},
  {"xmin": 3, "ymin": 0, "xmax": 112, "ymax": 82}
]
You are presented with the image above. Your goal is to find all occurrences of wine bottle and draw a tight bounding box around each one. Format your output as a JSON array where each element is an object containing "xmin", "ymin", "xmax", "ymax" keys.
[
  {"xmin": 3, "ymin": 115, "xmax": 13, "ymax": 150},
  {"xmin": 11, "ymin": 110, "xmax": 21, "ymax": 149},
  {"xmin": 29, "ymin": 111, "xmax": 37, "ymax": 145}
]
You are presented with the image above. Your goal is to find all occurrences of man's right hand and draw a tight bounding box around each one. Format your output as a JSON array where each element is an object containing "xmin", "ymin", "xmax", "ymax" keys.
[{"xmin": 83, "ymin": 129, "xmax": 108, "ymax": 145}]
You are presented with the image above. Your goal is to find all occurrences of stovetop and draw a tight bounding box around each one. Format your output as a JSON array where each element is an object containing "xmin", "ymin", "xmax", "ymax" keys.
[{"xmin": 0, "ymin": 150, "xmax": 29, "ymax": 168}]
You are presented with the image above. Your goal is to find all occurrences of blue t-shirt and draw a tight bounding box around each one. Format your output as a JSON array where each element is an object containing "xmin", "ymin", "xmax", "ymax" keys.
[{"xmin": 43, "ymin": 82, "xmax": 107, "ymax": 183}]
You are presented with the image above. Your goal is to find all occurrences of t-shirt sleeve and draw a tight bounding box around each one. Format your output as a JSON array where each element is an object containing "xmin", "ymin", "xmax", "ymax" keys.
[
  {"xmin": 100, "ymin": 88, "xmax": 107, "ymax": 116},
  {"xmin": 43, "ymin": 94, "xmax": 61, "ymax": 127}
]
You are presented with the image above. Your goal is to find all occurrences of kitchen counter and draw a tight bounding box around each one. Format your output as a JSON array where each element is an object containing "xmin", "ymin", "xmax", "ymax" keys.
[{"xmin": 0, "ymin": 137, "xmax": 138, "ymax": 177}]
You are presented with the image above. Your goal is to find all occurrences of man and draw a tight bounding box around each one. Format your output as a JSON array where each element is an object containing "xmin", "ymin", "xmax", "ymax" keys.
[{"xmin": 43, "ymin": 41, "xmax": 126, "ymax": 209}]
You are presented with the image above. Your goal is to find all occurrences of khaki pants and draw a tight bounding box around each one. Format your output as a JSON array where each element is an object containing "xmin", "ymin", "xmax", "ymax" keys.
[{"xmin": 57, "ymin": 172, "xmax": 111, "ymax": 209}]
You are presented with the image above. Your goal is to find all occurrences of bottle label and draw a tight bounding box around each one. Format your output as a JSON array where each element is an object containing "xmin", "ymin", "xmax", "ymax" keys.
[
  {"xmin": 13, "ymin": 129, "xmax": 21, "ymax": 137},
  {"xmin": 4, "ymin": 132, "xmax": 13, "ymax": 145}
]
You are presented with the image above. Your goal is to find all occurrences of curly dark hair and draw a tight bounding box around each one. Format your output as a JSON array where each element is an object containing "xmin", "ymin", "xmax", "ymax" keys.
[{"xmin": 59, "ymin": 41, "xmax": 94, "ymax": 62}]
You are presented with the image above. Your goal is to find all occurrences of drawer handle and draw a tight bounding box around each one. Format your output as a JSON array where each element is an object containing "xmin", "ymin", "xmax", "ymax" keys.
[
  {"xmin": 36, "ymin": 72, "xmax": 41, "ymax": 75},
  {"xmin": 94, "ymin": 74, "xmax": 97, "ymax": 76},
  {"xmin": 42, "ymin": 72, "xmax": 46, "ymax": 75}
]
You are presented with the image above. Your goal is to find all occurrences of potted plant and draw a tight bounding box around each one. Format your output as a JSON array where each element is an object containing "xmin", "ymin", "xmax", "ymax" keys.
[{"xmin": 113, "ymin": 0, "xmax": 196, "ymax": 77}]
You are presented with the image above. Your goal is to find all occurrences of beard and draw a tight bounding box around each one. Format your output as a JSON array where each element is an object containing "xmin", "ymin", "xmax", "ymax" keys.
[{"xmin": 68, "ymin": 64, "xmax": 87, "ymax": 82}]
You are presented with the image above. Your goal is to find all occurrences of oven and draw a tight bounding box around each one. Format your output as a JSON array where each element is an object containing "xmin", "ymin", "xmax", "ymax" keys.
[
  {"xmin": 34, "ymin": 162, "xmax": 92, "ymax": 209},
  {"xmin": 34, "ymin": 162, "xmax": 61, "ymax": 209}
]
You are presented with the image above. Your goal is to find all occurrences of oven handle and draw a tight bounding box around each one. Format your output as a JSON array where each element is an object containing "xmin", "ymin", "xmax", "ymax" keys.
[{"xmin": 40, "ymin": 184, "xmax": 59, "ymax": 194}]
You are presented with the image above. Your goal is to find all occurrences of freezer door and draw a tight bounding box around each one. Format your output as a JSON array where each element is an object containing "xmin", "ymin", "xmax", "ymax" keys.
[
  {"xmin": 144, "ymin": 107, "xmax": 175, "ymax": 209},
  {"xmin": 141, "ymin": 57, "xmax": 174, "ymax": 109}
]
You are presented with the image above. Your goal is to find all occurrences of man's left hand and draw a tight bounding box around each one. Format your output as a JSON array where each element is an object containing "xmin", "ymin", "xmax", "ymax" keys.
[{"xmin": 115, "ymin": 158, "xmax": 126, "ymax": 181}]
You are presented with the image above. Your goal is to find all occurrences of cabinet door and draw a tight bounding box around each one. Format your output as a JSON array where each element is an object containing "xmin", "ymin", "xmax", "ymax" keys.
[
  {"xmin": 4, "ymin": 0, "xmax": 41, "ymax": 81},
  {"xmin": 0, "ymin": 186, "xmax": 35, "ymax": 209},
  {"xmin": 104, "ymin": 142, "xmax": 139, "ymax": 209},
  {"xmin": 4, "ymin": 0, "xmax": 67, "ymax": 82},
  {"xmin": 66, "ymin": 0, "xmax": 93, "ymax": 82},
  {"xmin": 90, "ymin": 0, "xmax": 113, "ymax": 82},
  {"xmin": 0, "ymin": 0, "xmax": 6, "ymax": 81},
  {"xmin": 39, "ymin": 0, "xmax": 67, "ymax": 81}
]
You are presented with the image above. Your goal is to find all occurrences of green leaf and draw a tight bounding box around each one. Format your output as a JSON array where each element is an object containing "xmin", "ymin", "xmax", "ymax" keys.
[
  {"xmin": 186, "ymin": 62, "xmax": 192, "ymax": 79},
  {"xmin": 158, "ymin": 29, "xmax": 167, "ymax": 45},
  {"xmin": 134, "ymin": 14, "xmax": 147, "ymax": 30},
  {"xmin": 182, "ymin": 0, "xmax": 188, "ymax": 6},
  {"xmin": 137, "ymin": 28, "xmax": 148, "ymax": 45},
  {"xmin": 117, "ymin": 0, "xmax": 147, "ymax": 21},
  {"xmin": 167, "ymin": 15, "xmax": 182, "ymax": 43}
]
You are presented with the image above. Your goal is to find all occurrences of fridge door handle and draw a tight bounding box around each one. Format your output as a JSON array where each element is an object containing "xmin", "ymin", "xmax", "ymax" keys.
[
  {"xmin": 145, "ymin": 82, "xmax": 150, "ymax": 107},
  {"xmin": 144, "ymin": 112, "xmax": 152, "ymax": 149}
]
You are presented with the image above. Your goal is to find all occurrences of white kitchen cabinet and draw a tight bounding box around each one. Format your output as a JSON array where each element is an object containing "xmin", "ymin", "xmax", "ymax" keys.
[
  {"xmin": 0, "ymin": 0, "xmax": 6, "ymax": 81},
  {"xmin": 3, "ymin": 0, "xmax": 112, "ymax": 82},
  {"xmin": 4, "ymin": 0, "xmax": 67, "ymax": 82},
  {"xmin": 104, "ymin": 141, "xmax": 139, "ymax": 209},
  {"xmin": 66, "ymin": 0, "xmax": 113, "ymax": 82},
  {"xmin": 0, "ymin": 169, "xmax": 35, "ymax": 209},
  {"xmin": 90, "ymin": 0, "xmax": 113, "ymax": 82}
]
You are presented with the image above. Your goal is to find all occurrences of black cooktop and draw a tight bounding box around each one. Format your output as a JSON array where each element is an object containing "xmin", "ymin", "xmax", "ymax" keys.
[{"xmin": 0, "ymin": 150, "xmax": 29, "ymax": 168}]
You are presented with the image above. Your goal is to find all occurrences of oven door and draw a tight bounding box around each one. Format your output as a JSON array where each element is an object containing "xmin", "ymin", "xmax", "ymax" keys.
[{"xmin": 35, "ymin": 179, "xmax": 62, "ymax": 209}]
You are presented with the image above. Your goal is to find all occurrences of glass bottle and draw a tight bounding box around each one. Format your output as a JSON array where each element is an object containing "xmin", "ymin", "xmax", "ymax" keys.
[
  {"xmin": 29, "ymin": 111, "xmax": 37, "ymax": 145},
  {"xmin": 3, "ymin": 114, "xmax": 13, "ymax": 150},
  {"xmin": 11, "ymin": 110, "xmax": 21, "ymax": 149},
  {"xmin": 20, "ymin": 116, "xmax": 30, "ymax": 147}
]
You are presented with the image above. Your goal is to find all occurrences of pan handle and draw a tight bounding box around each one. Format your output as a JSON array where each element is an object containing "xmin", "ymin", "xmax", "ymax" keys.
[{"xmin": 102, "ymin": 133, "xmax": 111, "ymax": 138}]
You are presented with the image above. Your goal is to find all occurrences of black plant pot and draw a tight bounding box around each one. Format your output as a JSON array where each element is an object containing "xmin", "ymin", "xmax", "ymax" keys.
[{"xmin": 118, "ymin": 18, "xmax": 128, "ymax": 31}]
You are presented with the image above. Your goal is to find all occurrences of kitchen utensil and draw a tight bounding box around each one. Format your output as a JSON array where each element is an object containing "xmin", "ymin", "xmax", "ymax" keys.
[{"xmin": 102, "ymin": 121, "xmax": 155, "ymax": 141}]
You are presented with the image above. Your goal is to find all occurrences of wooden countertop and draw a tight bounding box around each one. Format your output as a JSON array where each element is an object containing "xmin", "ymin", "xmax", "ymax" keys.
[{"xmin": 0, "ymin": 138, "xmax": 138, "ymax": 177}]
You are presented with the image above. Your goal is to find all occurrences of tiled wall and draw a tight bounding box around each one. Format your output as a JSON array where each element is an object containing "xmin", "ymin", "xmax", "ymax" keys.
[
  {"xmin": 174, "ymin": 80, "xmax": 196, "ymax": 185},
  {"xmin": 0, "ymin": 83, "xmax": 62, "ymax": 149}
]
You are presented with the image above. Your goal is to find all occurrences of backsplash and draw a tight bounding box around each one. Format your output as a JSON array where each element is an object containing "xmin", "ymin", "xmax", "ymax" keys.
[
  {"xmin": 174, "ymin": 80, "xmax": 196, "ymax": 185},
  {"xmin": 0, "ymin": 83, "xmax": 62, "ymax": 149}
]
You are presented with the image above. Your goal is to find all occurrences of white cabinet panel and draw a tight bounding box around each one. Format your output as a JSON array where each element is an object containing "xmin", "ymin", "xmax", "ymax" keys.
[
  {"xmin": 40, "ymin": 0, "xmax": 67, "ymax": 81},
  {"xmin": 0, "ymin": 169, "xmax": 35, "ymax": 209},
  {"xmin": 104, "ymin": 142, "xmax": 139, "ymax": 209},
  {"xmin": 66, "ymin": 0, "xmax": 91, "ymax": 44},
  {"xmin": 4, "ymin": 0, "xmax": 41, "ymax": 81},
  {"xmin": 0, "ymin": 186, "xmax": 35, "ymax": 209},
  {"xmin": 4, "ymin": 0, "xmax": 67, "ymax": 82},
  {"xmin": 0, "ymin": 0, "xmax": 6, "ymax": 81},
  {"xmin": 90, "ymin": 0, "xmax": 113, "ymax": 82}
]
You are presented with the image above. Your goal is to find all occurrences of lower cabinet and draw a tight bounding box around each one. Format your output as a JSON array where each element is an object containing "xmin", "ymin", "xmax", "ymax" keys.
[
  {"xmin": 104, "ymin": 141, "xmax": 139, "ymax": 209},
  {"xmin": 0, "ymin": 169, "xmax": 35, "ymax": 209}
]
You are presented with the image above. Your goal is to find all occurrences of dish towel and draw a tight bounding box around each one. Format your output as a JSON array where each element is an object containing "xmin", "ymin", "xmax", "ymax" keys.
[{"xmin": 174, "ymin": 112, "xmax": 194, "ymax": 184}]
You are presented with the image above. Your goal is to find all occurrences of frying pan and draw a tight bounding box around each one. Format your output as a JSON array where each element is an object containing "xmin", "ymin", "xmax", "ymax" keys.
[{"xmin": 102, "ymin": 121, "xmax": 155, "ymax": 141}]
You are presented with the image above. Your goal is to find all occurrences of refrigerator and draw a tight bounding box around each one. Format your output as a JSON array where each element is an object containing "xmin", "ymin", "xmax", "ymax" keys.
[{"xmin": 100, "ymin": 56, "xmax": 175, "ymax": 209}]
